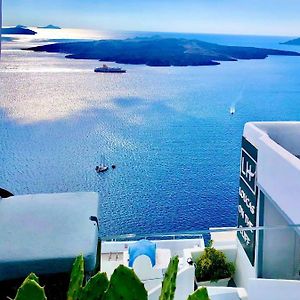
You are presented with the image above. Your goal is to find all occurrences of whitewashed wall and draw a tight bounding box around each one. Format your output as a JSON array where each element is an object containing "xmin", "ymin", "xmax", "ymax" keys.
[{"xmin": 248, "ymin": 278, "xmax": 300, "ymax": 300}]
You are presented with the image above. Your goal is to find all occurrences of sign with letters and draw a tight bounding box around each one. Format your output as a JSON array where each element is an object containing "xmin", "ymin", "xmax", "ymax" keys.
[{"xmin": 237, "ymin": 136, "xmax": 258, "ymax": 266}]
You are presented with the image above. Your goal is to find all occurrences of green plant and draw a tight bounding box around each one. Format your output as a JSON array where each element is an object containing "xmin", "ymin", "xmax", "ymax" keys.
[
  {"xmin": 103, "ymin": 264, "xmax": 147, "ymax": 300},
  {"xmin": 195, "ymin": 242, "xmax": 235, "ymax": 282},
  {"xmin": 187, "ymin": 287, "xmax": 210, "ymax": 300},
  {"xmin": 14, "ymin": 273, "xmax": 47, "ymax": 300},
  {"xmin": 67, "ymin": 254, "xmax": 84, "ymax": 300},
  {"xmin": 159, "ymin": 256, "xmax": 179, "ymax": 300},
  {"xmin": 12, "ymin": 255, "xmax": 211, "ymax": 300},
  {"xmin": 79, "ymin": 272, "xmax": 109, "ymax": 300}
]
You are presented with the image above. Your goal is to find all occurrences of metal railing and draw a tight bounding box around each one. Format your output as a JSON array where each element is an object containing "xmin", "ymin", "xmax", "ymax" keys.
[{"xmin": 100, "ymin": 224, "xmax": 300, "ymax": 242}]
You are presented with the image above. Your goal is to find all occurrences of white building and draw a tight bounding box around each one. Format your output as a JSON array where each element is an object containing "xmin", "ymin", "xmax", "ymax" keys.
[{"xmin": 232, "ymin": 122, "xmax": 300, "ymax": 299}]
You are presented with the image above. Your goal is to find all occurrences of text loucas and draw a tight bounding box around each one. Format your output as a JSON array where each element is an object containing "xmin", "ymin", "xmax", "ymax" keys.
[{"xmin": 237, "ymin": 136, "xmax": 258, "ymax": 266}]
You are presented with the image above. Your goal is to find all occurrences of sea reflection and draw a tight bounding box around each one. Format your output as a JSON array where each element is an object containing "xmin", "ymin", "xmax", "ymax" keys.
[
  {"xmin": 3, "ymin": 27, "xmax": 127, "ymax": 46},
  {"xmin": 1, "ymin": 29, "xmax": 300, "ymax": 236}
]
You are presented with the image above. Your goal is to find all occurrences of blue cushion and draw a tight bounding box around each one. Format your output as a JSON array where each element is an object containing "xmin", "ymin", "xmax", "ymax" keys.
[{"xmin": 128, "ymin": 239, "xmax": 156, "ymax": 267}]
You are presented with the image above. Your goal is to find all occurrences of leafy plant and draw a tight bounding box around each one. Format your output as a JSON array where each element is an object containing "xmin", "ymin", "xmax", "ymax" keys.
[
  {"xmin": 12, "ymin": 255, "xmax": 211, "ymax": 300},
  {"xmin": 159, "ymin": 256, "xmax": 179, "ymax": 300},
  {"xmin": 195, "ymin": 242, "xmax": 235, "ymax": 282}
]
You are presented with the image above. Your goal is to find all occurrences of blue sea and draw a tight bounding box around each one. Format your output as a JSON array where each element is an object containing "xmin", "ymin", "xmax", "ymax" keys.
[{"xmin": 1, "ymin": 28, "xmax": 300, "ymax": 237}]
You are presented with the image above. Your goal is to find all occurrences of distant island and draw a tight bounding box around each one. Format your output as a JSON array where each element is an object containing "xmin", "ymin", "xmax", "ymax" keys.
[
  {"xmin": 281, "ymin": 38, "xmax": 300, "ymax": 45},
  {"xmin": 25, "ymin": 36, "xmax": 300, "ymax": 67},
  {"xmin": 37, "ymin": 24, "xmax": 61, "ymax": 29},
  {"xmin": 2, "ymin": 26, "xmax": 36, "ymax": 35},
  {"xmin": 16, "ymin": 24, "xmax": 27, "ymax": 28}
]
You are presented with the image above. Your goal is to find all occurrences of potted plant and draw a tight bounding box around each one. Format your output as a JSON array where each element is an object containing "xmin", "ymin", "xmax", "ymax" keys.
[{"xmin": 194, "ymin": 241, "xmax": 235, "ymax": 287}]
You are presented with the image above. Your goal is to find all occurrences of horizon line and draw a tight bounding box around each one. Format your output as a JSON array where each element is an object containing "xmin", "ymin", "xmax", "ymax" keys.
[{"xmin": 2, "ymin": 24, "xmax": 299, "ymax": 39}]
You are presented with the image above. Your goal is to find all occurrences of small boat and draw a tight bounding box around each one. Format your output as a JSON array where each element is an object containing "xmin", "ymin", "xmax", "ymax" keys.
[
  {"xmin": 96, "ymin": 165, "xmax": 109, "ymax": 173},
  {"xmin": 230, "ymin": 107, "xmax": 235, "ymax": 115},
  {"xmin": 96, "ymin": 156, "xmax": 109, "ymax": 173},
  {"xmin": 94, "ymin": 64, "xmax": 126, "ymax": 73}
]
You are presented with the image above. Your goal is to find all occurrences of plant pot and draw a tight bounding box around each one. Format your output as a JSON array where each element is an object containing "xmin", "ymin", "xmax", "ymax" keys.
[{"xmin": 195, "ymin": 277, "xmax": 231, "ymax": 287}]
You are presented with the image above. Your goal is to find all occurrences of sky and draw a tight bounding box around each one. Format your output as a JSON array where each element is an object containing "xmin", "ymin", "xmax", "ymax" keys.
[{"xmin": 3, "ymin": 0, "xmax": 300, "ymax": 36}]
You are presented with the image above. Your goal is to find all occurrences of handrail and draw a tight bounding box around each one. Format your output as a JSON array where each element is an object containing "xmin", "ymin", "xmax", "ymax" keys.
[{"xmin": 100, "ymin": 224, "xmax": 300, "ymax": 241}]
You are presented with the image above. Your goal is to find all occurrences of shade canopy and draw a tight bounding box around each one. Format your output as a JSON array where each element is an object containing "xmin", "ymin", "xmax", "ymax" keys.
[{"xmin": 0, "ymin": 192, "xmax": 99, "ymax": 281}]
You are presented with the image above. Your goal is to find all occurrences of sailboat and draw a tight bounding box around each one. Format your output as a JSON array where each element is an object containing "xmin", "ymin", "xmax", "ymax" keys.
[{"xmin": 95, "ymin": 155, "xmax": 109, "ymax": 173}]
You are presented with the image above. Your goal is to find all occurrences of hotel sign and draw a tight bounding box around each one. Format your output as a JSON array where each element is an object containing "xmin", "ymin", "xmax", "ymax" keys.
[{"xmin": 237, "ymin": 137, "xmax": 258, "ymax": 266}]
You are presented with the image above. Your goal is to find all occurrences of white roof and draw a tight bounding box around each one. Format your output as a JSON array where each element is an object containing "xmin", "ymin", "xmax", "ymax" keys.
[
  {"xmin": 0, "ymin": 192, "xmax": 99, "ymax": 281},
  {"xmin": 244, "ymin": 122, "xmax": 300, "ymax": 225}
]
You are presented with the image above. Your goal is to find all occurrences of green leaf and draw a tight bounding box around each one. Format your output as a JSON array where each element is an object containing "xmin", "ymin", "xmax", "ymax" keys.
[
  {"xmin": 26, "ymin": 272, "xmax": 40, "ymax": 283},
  {"xmin": 103, "ymin": 265, "xmax": 147, "ymax": 300},
  {"xmin": 67, "ymin": 254, "xmax": 85, "ymax": 300},
  {"xmin": 159, "ymin": 256, "xmax": 179, "ymax": 300},
  {"xmin": 14, "ymin": 275, "xmax": 47, "ymax": 300},
  {"xmin": 79, "ymin": 272, "xmax": 109, "ymax": 300},
  {"xmin": 187, "ymin": 287, "xmax": 210, "ymax": 300}
]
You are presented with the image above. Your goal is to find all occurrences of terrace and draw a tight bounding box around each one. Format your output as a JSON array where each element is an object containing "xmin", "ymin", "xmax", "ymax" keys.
[{"xmin": 1, "ymin": 122, "xmax": 300, "ymax": 300}]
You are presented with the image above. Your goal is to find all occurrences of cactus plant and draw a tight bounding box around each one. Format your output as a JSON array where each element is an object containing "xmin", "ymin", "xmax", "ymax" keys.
[
  {"xmin": 14, "ymin": 273, "xmax": 47, "ymax": 300},
  {"xmin": 159, "ymin": 256, "xmax": 179, "ymax": 300},
  {"xmin": 26, "ymin": 272, "xmax": 40, "ymax": 283},
  {"xmin": 187, "ymin": 287, "xmax": 210, "ymax": 300},
  {"xmin": 67, "ymin": 254, "xmax": 84, "ymax": 300},
  {"xmin": 103, "ymin": 265, "xmax": 147, "ymax": 300},
  {"xmin": 13, "ymin": 254, "xmax": 208, "ymax": 300},
  {"xmin": 79, "ymin": 272, "xmax": 109, "ymax": 300}
]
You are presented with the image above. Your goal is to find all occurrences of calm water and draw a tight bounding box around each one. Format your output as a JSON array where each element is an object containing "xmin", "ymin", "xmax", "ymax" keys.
[{"xmin": 1, "ymin": 28, "xmax": 300, "ymax": 237}]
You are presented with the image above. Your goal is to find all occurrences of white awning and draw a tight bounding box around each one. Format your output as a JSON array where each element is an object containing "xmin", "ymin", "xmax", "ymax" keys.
[{"xmin": 0, "ymin": 192, "xmax": 99, "ymax": 281}]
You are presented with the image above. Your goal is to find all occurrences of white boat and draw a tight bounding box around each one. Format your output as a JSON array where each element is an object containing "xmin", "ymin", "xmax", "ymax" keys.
[
  {"xmin": 94, "ymin": 64, "xmax": 126, "ymax": 73},
  {"xmin": 96, "ymin": 155, "xmax": 109, "ymax": 173},
  {"xmin": 96, "ymin": 165, "xmax": 108, "ymax": 173}
]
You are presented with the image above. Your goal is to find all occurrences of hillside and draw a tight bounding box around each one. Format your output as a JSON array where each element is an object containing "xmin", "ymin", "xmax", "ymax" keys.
[
  {"xmin": 281, "ymin": 38, "xmax": 300, "ymax": 45},
  {"xmin": 2, "ymin": 26, "xmax": 36, "ymax": 35},
  {"xmin": 26, "ymin": 36, "xmax": 300, "ymax": 67}
]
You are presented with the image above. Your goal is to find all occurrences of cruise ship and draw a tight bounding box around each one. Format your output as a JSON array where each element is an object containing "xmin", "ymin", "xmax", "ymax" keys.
[
  {"xmin": 94, "ymin": 64, "xmax": 126, "ymax": 73},
  {"xmin": 1, "ymin": 122, "xmax": 300, "ymax": 300}
]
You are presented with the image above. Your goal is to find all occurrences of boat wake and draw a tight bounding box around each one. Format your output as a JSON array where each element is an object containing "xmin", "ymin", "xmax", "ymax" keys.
[{"xmin": 229, "ymin": 84, "xmax": 246, "ymax": 115}]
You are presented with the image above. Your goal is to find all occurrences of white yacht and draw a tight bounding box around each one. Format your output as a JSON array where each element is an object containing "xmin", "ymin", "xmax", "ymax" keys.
[
  {"xmin": 95, "ymin": 155, "xmax": 109, "ymax": 173},
  {"xmin": 95, "ymin": 165, "xmax": 108, "ymax": 173}
]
